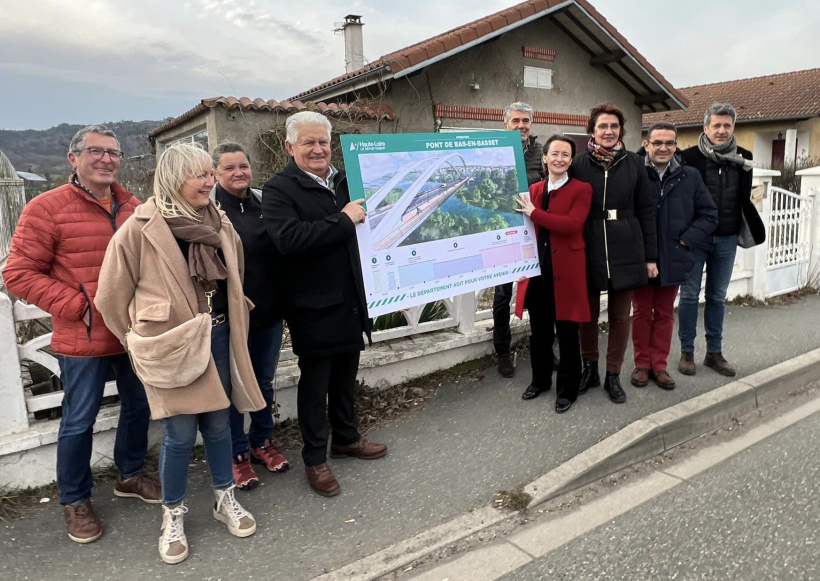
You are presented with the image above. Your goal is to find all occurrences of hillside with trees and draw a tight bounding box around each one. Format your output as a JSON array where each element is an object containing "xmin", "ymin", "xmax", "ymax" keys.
[{"xmin": 0, "ymin": 120, "xmax": 164, "ymax": 181}]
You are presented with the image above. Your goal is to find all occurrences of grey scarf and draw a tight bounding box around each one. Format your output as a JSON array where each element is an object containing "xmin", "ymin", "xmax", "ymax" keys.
[{"xmin": 698, "ymin": 133, "xmax": 754, "ymax": 172}]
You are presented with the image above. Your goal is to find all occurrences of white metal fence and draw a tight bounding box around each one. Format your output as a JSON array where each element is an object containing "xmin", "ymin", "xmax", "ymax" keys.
[{"xmin": 764, "ymin": 186, "xmax": 814, "ymax": 297}]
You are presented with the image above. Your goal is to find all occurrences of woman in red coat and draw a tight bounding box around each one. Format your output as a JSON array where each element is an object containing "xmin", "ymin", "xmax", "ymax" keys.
[{"xmin": 515, "ymin": 135, "xmax": 592, "ymax": 413}]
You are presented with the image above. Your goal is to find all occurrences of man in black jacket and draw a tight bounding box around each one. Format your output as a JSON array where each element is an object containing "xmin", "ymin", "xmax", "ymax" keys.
[
  {"xmin": 262, "ymin": 111, "xmax": 387, "ymax": 497},
  {"xmin": 493, "ymin": 102, "xmax": 545, "ymax": 378},
  {"xmin": 632, "ymin": 123, "xmax": 717, "ymax": 391},
  {"xmin": 678, "ymin": 103, "xmax": 764, "ymax": 378}
]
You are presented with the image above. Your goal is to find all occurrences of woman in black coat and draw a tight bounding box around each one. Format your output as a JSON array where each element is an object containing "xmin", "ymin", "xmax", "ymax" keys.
[{"xmin": 570, "ymin": 103, "xmax": 658, "ymax": 404}]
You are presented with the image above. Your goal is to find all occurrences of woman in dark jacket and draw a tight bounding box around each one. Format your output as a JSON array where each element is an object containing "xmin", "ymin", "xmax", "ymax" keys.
[
  {"xmin": 571, "ymin": 103, "xmax": 658, "ymax": 404},
  {"xmin": 515, "ymin": 135, "xmax": 592, "ymax": 413},
  {"xmin": 211, "ymin": 143, "xmax": 289, "ymax": 491}
]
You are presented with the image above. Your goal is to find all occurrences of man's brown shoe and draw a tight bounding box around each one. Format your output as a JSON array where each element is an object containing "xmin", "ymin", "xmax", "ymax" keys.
[
  {"xmin": 305, "ymin": 463, "xmax": 341, "ymax": 497},
  {"xmin": 678, "ymin": 352, "xmax": 696, "ymax": 376},
  {"xmin": 704, "ymin": 352, "xmax": 736, "ymax": 377},
  {"xmin": 115, "ymin": 473, "xmax": 162, "ymax": 504},
  {"xmin": 497, "ymin": 354, "xmax": 515, "ymax": 378},
  {"xmin": 64, "ymin": 498, "xmax": 103, "ymax": 544},
  {"xmin": 630, "ymin": 367, "xmax": 650, "ymax": 387},
  {"xmin": 330, "ymin": 437, "xmax": 388, "ymax": 460},
  {"xmin": 651, "ymin": 369, "xmax": 676, "ymax": 390}
]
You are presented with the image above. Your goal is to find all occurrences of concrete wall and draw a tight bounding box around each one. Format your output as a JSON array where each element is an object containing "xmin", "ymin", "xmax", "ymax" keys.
[
  {"xmin": 385, "ymin": 17, "xmax": 644, "ymax": 150},
  {"xmin": 154, "ymin": 111, "xmax": 215, "ymax": 156},
  {"xmin": 675, "ymin": 117, "xmax": 820, "ymax": 166}
]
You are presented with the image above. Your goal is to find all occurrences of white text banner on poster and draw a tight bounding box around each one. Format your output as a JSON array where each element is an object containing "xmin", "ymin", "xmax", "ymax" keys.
[{"xmin": 341, "ymin": 131, "xmax": 541, "ymax": 318}]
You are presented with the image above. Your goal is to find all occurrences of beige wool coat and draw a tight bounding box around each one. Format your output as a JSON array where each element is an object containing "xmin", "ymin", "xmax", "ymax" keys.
[{"xmin": 95, "ymin": 198, "xmax": 265, "ymax": 420}]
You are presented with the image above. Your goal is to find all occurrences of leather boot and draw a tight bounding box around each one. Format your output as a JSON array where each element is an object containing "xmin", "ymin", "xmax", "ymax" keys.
[
  {"xmin": 704, "ymin": 352, "xmax": 737, "ymax": 377},
  {"xmin": 578, "ymin": 359, "xmax": 600, "ymax": 394},
  {"xmin": 604, "ymin": 372, "xmax": 627, "ymax": 403},
  {"xmin": 678, "ymin": 352, "xmax": 696, "ymax": 376}
]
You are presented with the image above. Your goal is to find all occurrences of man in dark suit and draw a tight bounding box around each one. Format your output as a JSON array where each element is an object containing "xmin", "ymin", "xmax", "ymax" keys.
[
  {"xmin": 262, "ymin": 111, "xmax": 387, "ymax": 497},
  {"xmin": 678, "ymin": 103, "xmax": 764, "ymax": 378}
]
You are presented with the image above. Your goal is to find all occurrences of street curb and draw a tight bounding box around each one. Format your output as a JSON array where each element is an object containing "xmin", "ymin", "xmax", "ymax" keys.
[{"xmin": 309, "ymin": 346, "xmax": 820, "ymax": 581}]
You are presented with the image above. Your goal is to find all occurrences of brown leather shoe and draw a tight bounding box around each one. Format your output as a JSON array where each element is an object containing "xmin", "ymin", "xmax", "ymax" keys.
[
  {"xmin": 704, "ymin": 352, "xmax": 737, "ymax": 377},
  {"xmin": 678, "ymin": 352, "xmax": 696, "ymax": 376},
  {"xmin": 305, "ymin": 463, "xmax": 341, "ymax": 497},
  {"xmin": 630, "ymin": 367, "xmax": 650, "ymax": 387},
  {"xmin": 651, "ymin": 369, "xmax": 676, "ymax": 390},
  {"xmin": 64, "ymin": 498, "xmax": 103, "ymax": 543},
  {"xmin": 330, "ymin": 437, "xmax": 388, "ymax": 460},
  {"xmin": 114, "ymin": 472, "xmax": 162, "ymax": 503}
]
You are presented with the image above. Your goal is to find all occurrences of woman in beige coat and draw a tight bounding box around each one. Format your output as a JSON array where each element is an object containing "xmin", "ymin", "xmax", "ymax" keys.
[{"xmin": 96, "ymin": 143, "xmax": 265, "ymax": 565}]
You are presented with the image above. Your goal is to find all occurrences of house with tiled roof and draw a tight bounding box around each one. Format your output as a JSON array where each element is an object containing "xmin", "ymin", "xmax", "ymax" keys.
[
  {"xmin": 148, "ymin": 97, "xmax": 393, "ymax": 178},
  {"xmin": 149, "ymin": 0, "xmax": 687, "ymax": 170},
  {"xmin": 643, "ymin": 68, "xmax": 820, "ymax": 169},
  {"xmin": 288, "ymin": 0, "xmax": 687, "ymax": 151}
]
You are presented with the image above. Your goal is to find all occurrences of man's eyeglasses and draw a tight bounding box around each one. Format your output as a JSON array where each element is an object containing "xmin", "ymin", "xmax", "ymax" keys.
[
  {"xmin": 648, "ymin": 141, "xmax": 677, "ymax": 149},
  {"xmin": 595, "ymin": 123, "xmax": 621, "ymax": 132},
  {"xmin": 78, "ymin": 147, "xmax": 124, "ymax": 160}
]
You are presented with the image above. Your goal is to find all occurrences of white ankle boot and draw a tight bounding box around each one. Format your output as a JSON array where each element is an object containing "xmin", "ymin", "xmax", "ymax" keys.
[
  {"xmin": 159, "ymin": 504, "xmax": 189, "ymax": 564},
  {"xmin": 213, "ymin": 485, "xmax": 256, "ymax": 537}
]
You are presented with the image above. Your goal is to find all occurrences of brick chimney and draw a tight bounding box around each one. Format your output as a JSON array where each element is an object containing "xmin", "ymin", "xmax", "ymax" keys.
[{"xmin": 342, "ymin": 15, "xmax": 364, "ymax": 73}]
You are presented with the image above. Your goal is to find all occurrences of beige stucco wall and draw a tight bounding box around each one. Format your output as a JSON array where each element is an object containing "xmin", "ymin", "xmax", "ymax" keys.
[{"xmin": 382, "ymin": 17, "xmax": 646, "ymax": 150}]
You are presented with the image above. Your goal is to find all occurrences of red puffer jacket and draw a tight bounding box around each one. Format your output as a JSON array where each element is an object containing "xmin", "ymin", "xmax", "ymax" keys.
[{"xmin": 2, "ymin": 181, "xmax": 141, "ymax": 357}]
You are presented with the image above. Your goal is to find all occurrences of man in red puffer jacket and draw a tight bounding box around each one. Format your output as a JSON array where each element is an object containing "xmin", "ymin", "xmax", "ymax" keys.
[{"xmin": 2, "ymin": 125, "xmax": 160, "ymax": 544}]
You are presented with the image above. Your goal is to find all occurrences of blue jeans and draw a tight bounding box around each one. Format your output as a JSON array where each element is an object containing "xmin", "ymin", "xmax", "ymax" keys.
[
  {"xmin": 678, "ymin": 235, "xmax": 738, "ymax": 353},
  {"xmin": 229, "ymin": 321, "xmax": 283, "ymax": 455},
  {"xmin": 57, "ymin": 354, "xmax": 150, "ymax": 505},
  {"xmin": 159, "ymin": 321, "xmax": 233, "ymax": 505}
]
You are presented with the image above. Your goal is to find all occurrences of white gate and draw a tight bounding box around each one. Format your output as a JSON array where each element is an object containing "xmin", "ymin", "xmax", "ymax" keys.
[{"xmin": 766, "ymin": 186, "xmax": 814, "ymax": 297}]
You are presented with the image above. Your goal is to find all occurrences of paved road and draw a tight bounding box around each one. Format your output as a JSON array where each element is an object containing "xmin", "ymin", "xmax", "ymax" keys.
[
  {"xmin": 497, "ymin": 404, "xmax": 820, "ymax": 580},
  {"xmin": 1, "ymin": 296, "xmax": 819, "ymax": 580}
]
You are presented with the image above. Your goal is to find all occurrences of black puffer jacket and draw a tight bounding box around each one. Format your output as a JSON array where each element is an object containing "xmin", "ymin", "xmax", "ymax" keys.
[
  {"xmin": 524, "ymin": 135, "xmax": 545, "ymax": 186},
  {"xmin": 681, "ymin": 145, "xmax": 765, "ymax": 247},
  {"xmin": 262, "ymin": 159, "xmax": 372, "ymax": 357},
  {"xmin": 638, "ymin": 151, "xmax": 718, "ymax": 286},
  {"xmin": 571, "ymin": 149, "xmax": 658, "ymax": 292}
]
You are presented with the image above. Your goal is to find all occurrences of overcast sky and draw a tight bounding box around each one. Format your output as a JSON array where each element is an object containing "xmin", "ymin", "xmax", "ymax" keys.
[{"xmin": 1, "ymin": 0, "xmax": 818, "ymax": 131}]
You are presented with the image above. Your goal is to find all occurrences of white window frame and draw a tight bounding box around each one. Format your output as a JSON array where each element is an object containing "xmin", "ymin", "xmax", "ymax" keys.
[
  {"xmin": 524, "ymin": 66, "xmax": 553, "ymax": 90},
  {"xmin": 167, "ymin": 128, "xmax": 209, "ymax": 149}
]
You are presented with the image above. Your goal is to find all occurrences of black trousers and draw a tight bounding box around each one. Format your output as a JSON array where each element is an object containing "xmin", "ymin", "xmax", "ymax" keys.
[
  {"xmin": 526, "ymin": 274, "xmax": 582, "ymax": 401},
  {"xmin": 297, "ymin": 351, "xmax": 361, "ymax": 466},
  {"xmin": 492, "ymin": 282, "xmax": 514, "ymax": 356}
]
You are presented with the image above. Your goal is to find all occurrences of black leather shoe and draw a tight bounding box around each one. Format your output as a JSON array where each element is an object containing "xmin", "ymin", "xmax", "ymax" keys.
[
  {"xmin": 604, "ymin": 372, "xmax": 627, "ymax": 404},
  {"xmin": 555, "ymin": 398, "xmax": 572, "ymax": 413},
  {"xmin": 498, "ymin": 354, "xmax": 515, "ymax": 378},
  {"xmin": 521, "ymin": 384, "xmax": 550, "ymax": 400},
  {"xmin": 578, "ymin": 359, "xmax": 600, "ymax": 394}
]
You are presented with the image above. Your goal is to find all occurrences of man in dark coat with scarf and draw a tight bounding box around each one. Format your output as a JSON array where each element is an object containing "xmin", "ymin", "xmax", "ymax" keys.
[
  {"xmin": 678, "ymin": 103, "xmax": 765, "ymax": 378},
  {"xmin": 262, "ymin": 111, "xmax": 387, "ymax": 498},
  {"xmin": 631, "ymin": 122, "xmax": 717, "ymax": 391},
  {"xmin": 493, "ymin": 101, "xmax": 545, "ymax": 378}
]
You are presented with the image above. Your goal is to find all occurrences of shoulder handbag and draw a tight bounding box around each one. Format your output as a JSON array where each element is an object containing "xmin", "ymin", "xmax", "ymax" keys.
[{"xmin": 125, "ymin": 313, "xmax": 212, "ymax": 389}]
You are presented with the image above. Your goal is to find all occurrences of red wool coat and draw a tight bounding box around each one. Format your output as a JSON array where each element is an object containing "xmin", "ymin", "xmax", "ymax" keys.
[
  {"xmin": 516, "ymin": 177, "xmax": 592, "ymax": 323},
  {"xmin": 3, "ymin": 182, "xmax": 141, "ymax": 357}
]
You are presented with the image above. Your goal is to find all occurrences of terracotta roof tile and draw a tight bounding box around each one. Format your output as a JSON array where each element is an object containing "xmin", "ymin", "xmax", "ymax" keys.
[
  {"xmin": 643, "ymin": 68, "xmax": 820, "ymax": 128},
  {"xmin": 289, "ymin": 0, "xmax": 685, "ymax": 108},
  {"xmin": 519, "ymin": 4, "xmax": 537, "ymax": 18},
  {"xmin": 473, "ymin": 21, "xmax": 493, "ymax": 38},
  {"xmin": 149, "ymin": 96, "xmax": 393, "ymax": 138}
]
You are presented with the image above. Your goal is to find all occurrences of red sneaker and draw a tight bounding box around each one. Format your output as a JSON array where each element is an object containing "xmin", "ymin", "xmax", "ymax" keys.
[
  {"xmin": 251, "ymin": 440, "xmax": 290, "ymax": 473},
  {"xmin": 232, "ymin": 454, "xmax": 259, "ymax": 490}
]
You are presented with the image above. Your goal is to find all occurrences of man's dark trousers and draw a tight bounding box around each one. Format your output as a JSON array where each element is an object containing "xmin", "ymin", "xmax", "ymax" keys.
[
  {"xmin": 492, "ymin": 283, "xmax": 514, "ymax": 356},
  {"xmin": 296, "ymin": 352, "xmax": 362, "ymax": 467}
]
